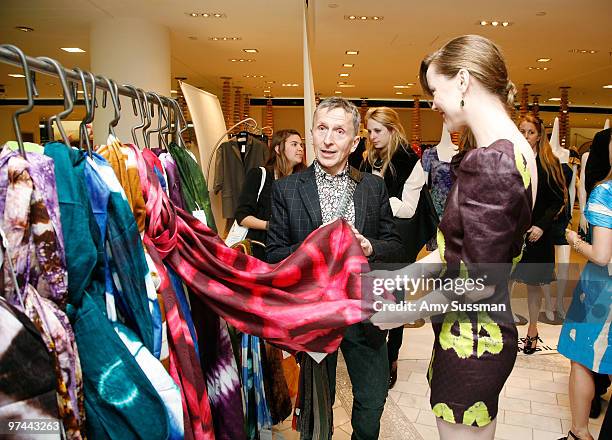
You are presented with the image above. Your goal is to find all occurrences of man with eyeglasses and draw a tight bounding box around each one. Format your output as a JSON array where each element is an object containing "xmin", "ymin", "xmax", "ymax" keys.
[{"xmin": 266, "ymin": 97, "xmax": 402, "ymax": 439}]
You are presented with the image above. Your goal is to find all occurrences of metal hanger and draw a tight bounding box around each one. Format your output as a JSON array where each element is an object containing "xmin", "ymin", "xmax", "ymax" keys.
[
  {"xmin": 38, "ymin": 57, "xmax": 73, "ymax": 146},
  {"xmin": 161, "ymin": 97, "xmax": 175, "ymax": 145},
  {"xmin": 74, "ymin": 68, "xmax": 95, "ymax": 157},
  {"xmin": 123, "ymin": 84, "xmax": 145, "ymax": 147},
  {"xmin": 170, "ymin": 99, "xmax": 189, "ymax": 149},
  {"xmin": 1, "ymin": 44, "xmax": 38, "ymax": 158},
  {"xmin": 140, "ymin": 89, "xmax": 153, "ymax": 149},
  {"xmin": 98, "ymin": 76, "xmax": 121, "ymax": 137},
  {"xmin": 147, "ymin": 92, "xmax": 168, "ymax": 150}
]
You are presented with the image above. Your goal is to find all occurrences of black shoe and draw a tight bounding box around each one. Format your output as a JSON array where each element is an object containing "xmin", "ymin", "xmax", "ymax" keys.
[
  {"xmin": 590, "ymin": 395, "xmax": 602, "ymax": 418},
  {"xmin": 389, "ymin": 361, "xmax": 398, "ymax": 389},
  {"xmin": 523, "ymin": 333, "xmax": 538, "ymax": 355},
  {"xmin": 557, "ymin": 430, "xmax": 579, "ymax": 440}
]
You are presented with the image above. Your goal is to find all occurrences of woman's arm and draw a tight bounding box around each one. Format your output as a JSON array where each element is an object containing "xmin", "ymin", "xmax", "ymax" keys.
[
  {"xmin": 239, "ymin": 216, "xmax": 268, "ymax": 231},
  {"xmin": 567, "ymin": 226, "xmax": 612, "ymax": 266},
  {"xmin": 390, "ymin": 161, "xmax": 426, "ymax": 218}
]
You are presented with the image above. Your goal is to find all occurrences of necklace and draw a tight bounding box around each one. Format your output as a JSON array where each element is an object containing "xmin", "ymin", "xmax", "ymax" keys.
[{"xmin": 373, "ymin": 157, "xmax": 384, "ymax": 171}]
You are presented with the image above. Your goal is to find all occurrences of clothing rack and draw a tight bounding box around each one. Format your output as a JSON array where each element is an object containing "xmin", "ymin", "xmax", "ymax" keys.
[{"xmin": 0, "ymin": 46, "xmax": 172, "ymax": 103}]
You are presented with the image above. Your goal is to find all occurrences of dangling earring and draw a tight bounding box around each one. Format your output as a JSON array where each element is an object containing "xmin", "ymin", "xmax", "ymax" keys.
[{"xmin": 460, "ymin": 98, "xmax": 465, "ymax": 108}]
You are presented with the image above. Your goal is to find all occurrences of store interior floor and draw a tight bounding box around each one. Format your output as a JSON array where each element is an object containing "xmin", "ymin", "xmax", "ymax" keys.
[{"xmin": 272, "ymin": 217, "xmax": 610, "ymax": 439}]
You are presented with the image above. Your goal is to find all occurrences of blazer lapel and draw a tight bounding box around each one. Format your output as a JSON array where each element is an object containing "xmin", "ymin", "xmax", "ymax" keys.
[
  {"xmin": 299, "ymin": 166, "xmax": 323, "ymax": 227},
  {"xmin": 354, "ymin": 180, "xmax": 367, "ymax": 231}
]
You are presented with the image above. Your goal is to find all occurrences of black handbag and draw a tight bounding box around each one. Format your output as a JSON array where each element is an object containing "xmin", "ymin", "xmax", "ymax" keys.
[{"xmin": 393, "ymin": 185, "xmax": 439, "ymax": 263}]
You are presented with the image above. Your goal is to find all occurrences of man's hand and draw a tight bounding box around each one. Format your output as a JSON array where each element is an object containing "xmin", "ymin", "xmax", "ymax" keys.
[{"xmin": 350, "ymin": 225, "xmax": 373, "ymax": 257}]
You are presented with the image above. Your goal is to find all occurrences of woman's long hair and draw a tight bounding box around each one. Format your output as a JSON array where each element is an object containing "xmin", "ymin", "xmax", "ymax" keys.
[
  {"xmin": 265, "ymin": 129, "xmax": 306, "ymax": 178},
  {"xmin": 520, "ymin": 113, "xmax": 568, "ymax": 207},
  {"xmin": 364, "ymin": 107, "xmax": 408, "ymax": 176}
]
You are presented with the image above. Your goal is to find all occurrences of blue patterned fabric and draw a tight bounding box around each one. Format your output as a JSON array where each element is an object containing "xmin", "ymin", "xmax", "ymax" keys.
[
  {"xmin": 241, "ymin": 333, "xmax": 273, "ymax": 438},
  {"xmin": 558, "ymin": 181, "xmax": 612, "ymax": 373}
]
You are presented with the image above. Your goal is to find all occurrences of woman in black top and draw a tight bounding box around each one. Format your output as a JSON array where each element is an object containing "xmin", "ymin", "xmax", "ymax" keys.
[
  {"xmin": 234, "ymin": 129, "xmax": 305, "ymax": 261},
  {"xmin": 511, "ymin": 113, "xmax": 567, "ymax": 354},
  {"xmin": 361, "ymin": 107, "xmax": 428, "ymax": 389}
]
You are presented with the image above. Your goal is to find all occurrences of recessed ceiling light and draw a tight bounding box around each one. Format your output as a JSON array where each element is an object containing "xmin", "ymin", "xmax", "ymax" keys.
[
  {"xmin": 480, "ymin": 21, "xmax": 488, "ymax": 26},
  {"xmin": 339, "ymin": 73, "xmax": 350, "ymax": 77},
  {"xmin": 8, "ymin": 73, "xmax": 25, "ymax": 78},
  {"xmin": 77, "ymin": 90, "xmax": 84, "ymax": 94},
  {"xmin": 548, "ymin": 97, "xmax": 561, "ymax": 101},
  {"xmin": 491, "ymin": 21, "xmax": 499, "ymax": 26},
  {"xmin": 339, "ymin": 84, "xmax": 355, "ymax": 88},
  {"xmin": 393, "ymin": 85, "xmax": 411, "ymax": 89},
  {"xmin": 337, "ymin": 81, "xmax": 347, "ymax": 85},
  {"xmin": 603, "ymin": 85, "xmax": 612, "ymax": 89},
  {"xmin": 537, "ymin": 58, "xmax": 551, "ymax": 62},
  {"xmin": 372, "ymin": 16, "xmax": 381, "ymax": 20},
  {"xmin": 229, "ymin": 58, "xmax": 255, "ymax": 62},
  {"xmin": 243, "ymin": 49, "xmax": 259, "ymax": 53},
  {"xmin": 265, "ymin": 80, "xmax": 276, "ymax": 84},
  {"xmin": 479, "ymin": 20, "xmax": 512, "ymax": 27},
  {"xmin": 335, "ymin": 91, "xmax": 342, "ymax": 94},
  {"xmin": 188, "ymin": 12, "xmax": 199, "ymax": 17},
  {"xmin": 343, "ymin": 63, "xmax": 354, "ymax": 68},
  {"xmin": 346, "ymin": 50, "xmax": 359, "ymax": 55},
  {"xmin": 395, "ymin": 92, "xmax": 403, "ymax": 95},
  {"xmin": 263, "ymin": 89, "xmax": 271, "ymax": 93},
  {"xmin": 15, "ymin": 26, "xmax": 34, "ymax": 32},
  {"xmin": 569, "ymin": 49, "xmax": 598, "ymax": 54},
  {"xmin": 502, "ymin": 21, "xmax": 509, "ymax": 26},
  {"xmin": 170, "ymin": 90, "xmax": 178, "ymax": 94},
  {"xmin": 360, "ymin": 16, "xmax": 367, "ymax": 20},
  {"xmin": 213, "ymin": 13, "xmax": 223, "ymax": 17},
  {"xmin": 61, "ymin": 47, "xmax": 86, "ymax": 53}
]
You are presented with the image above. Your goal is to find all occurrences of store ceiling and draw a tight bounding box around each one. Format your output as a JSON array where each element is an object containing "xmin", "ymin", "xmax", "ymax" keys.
[{"xmin": 1, "ymin": 0, "xmax": 611, "ymax": 113}]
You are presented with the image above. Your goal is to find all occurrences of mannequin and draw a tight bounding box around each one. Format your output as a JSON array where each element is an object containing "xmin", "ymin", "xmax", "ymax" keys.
[
  {"xmin": 547, "ymin": 117, "xmax": 576, "ymax": 320},
  {"xmin": 422, "ymin": 123, "xmax": 458, "ymax": 246}
]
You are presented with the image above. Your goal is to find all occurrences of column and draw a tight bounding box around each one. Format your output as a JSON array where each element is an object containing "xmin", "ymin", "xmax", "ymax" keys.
[{"xmin": 90, "ymin": 18, "xmax": 170, "ymax": 145}]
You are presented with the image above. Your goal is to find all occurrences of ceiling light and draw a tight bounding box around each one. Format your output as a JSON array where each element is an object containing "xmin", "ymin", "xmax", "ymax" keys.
[
  {"xmin": 502, "ymin": 22, "xmax": 509, "ymax": 26},
  {"xmin": 335, "ymin": 91, "xmax": 342, "ymax": 94},
  {"xmin": 548, "ymin": 98, "xmax": 561, "ymax": 101},
  {"xmin": 570, "ymin": 49, "xmax": 598, "ymax": 54},
  {"xmin": 263, "ymin": 89, "xmax": 271, "ymax": 93},
  {"xmin": 480, "ymin": 21, "xmax": 488, "ymax": 26},
  {"xmin": 8, "ymin": 73, "xmax": 25, "ymax": 78},
  {"xmin": 372, "ymin": 16, "xmax": 381, "ymax": 20},
  {"xmin": 348, "ymin": 15, "xmax": 356, "ymax": 20},
  {"xmin": 339, "ymin": 73, "xmax": 350, "ymax": 77},
  {"xmin": 77, "ymin": 90, "xmax": 84, "ymax": 94},
  {"xmin": 61, "ymin": 47, "xmax": 86, "ymax": 53},
  {"xmin": 342, "ymin": 63, "xmax": 354, "ymax": 68},
  {"xmin": 339, "ymin": 84, "xmax": 355, "ymax": 88},
  {"xmin": 239, "ymin": 59, "xmax": 246, "ymax": 62},
  {"xmin": 395, "ymin": 92, "xmax": 403, "ymax": 95},
  {"xmin": 337, "ymin": 81, "xmax": 347, "ymax": 85},
  {"xmin": 15, "ymin": 26, "xmax": 34, "ymax": 32},
  {"xmin": 243, "ymin": 49, "xmax": 259, "ymax": 53},
  {"xmin": 360, "ymin": 16, "xmax": 367, "ymax": 20},
  {"xmin": 491, "ymin": 21, "xmax": 499, "ymax": 26},
  {"xmin": 188, "ymin": 12, "xmax": 199, "ymax": 17},
  {"xmin": 171, "ymin": 90, "xmax": 178, "ymax": 94},
  {"xmin": 230, "ymin": 59, "xmax": 238, "ymax": 62},
  {"xmin": 603, "ymin": 85, "xmax": 612, "ymax": 89},
  {"xmin": 393, "ymin": 85, "xmax": 411, "ymax": 89},
  {"xmin": 537, "ymin": 58, "xmax": 551, "ymax": 62},
  {"xmin": 213, "ymin": 13, "xmax": 222, "ymax": 17},
  {"xmin": 346, "ymin": 50, "xmax": 359, "ymax": 55},
  {"xmin": 265, "ymin": 80, "xmax": 276, "ymax": 84}
]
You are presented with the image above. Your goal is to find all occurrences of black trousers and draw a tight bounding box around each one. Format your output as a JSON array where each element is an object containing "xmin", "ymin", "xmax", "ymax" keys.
[{"xmin": 325, "ymin": 324, "xmax": 389, "ymax": 440}]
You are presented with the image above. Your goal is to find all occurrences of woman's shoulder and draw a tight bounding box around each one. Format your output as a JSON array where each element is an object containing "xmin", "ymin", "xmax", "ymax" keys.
[{"xmin": 586, "ymin": 181, "xmax": 612, "ymax": 228}]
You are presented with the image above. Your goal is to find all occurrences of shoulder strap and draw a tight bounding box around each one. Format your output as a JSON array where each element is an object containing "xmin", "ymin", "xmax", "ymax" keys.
[{"xmin": 256, "ymin": 167, "xmax": 267, "ymax": 202}]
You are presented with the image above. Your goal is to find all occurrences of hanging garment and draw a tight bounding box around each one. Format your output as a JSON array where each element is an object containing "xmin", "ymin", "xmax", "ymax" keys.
[
  {"xmin": 0, "ymin": 149, "xmax": 85, "ymax": 439},
  {"xmin": 132, "ymin": 144, "xmax": 380, "ymax": 353},
  {"xmin": 261, "ymin": 342, "xmax": 292, "ymax": 424},
  {"xmin": 96, "ymin": 140, "xmax": 167, "ymax": 363},
  {"xmin": 168, "ymin": 142, "xmax": 217, "ymax": 231},
  {"xmin": 190, "ymin": 299, "xmax": 245, "ymax": 440},
  {"xmin": 213, "ymin": 135, "xmax": 268, "ymax": 218},
  {"xmin": 242, "ymin": 334, "xmax": 273, "ymax": 439},
  {"xmin": 0, "ymin": 295, "xmax": 59, "ymax": 422},
  {"xmin": 44, "ymin": 142, "xmax": 170, "ymax": 440},
  {"xmin": 160, "ymin": 151, "xmax": 187, "ymax": 210}
]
